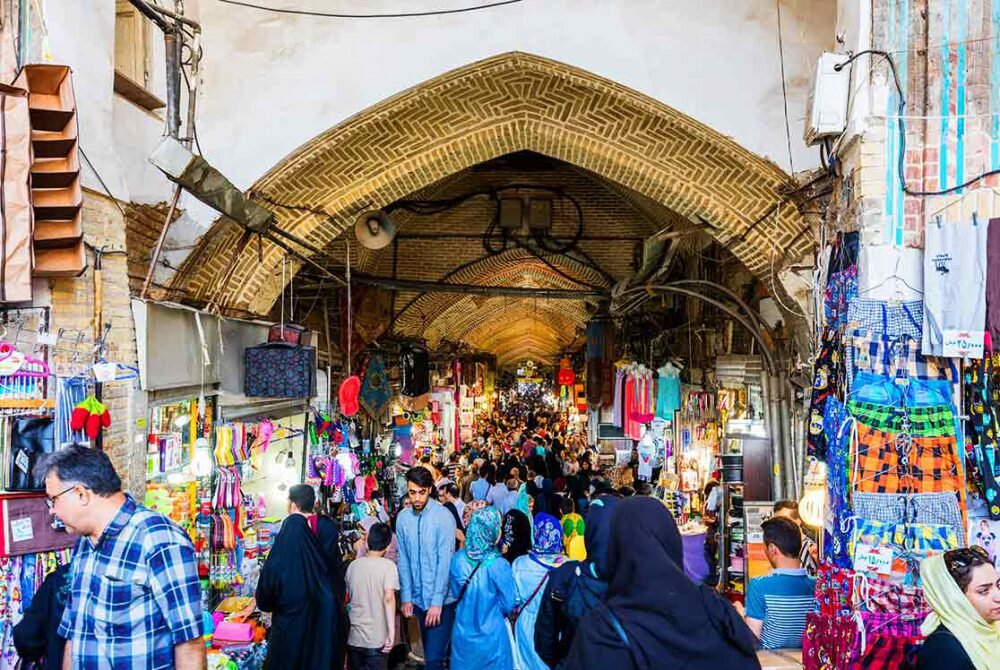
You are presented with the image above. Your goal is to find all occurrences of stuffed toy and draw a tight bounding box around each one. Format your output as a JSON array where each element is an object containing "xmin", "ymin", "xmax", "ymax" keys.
[{"xmin": 70, "ymin": 396, "xmax": 111, "ymax": 439}]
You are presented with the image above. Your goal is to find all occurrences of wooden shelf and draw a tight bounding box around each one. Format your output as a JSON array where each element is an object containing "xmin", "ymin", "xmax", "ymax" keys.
[{"xmin": 0, "ymin": 398, "xmax": 55, "ymax": 409}]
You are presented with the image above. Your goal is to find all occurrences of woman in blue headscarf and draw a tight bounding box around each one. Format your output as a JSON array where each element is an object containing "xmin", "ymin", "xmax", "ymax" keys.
[
  {"xmin": 512, "ymin": 512, "xmax": 567, "ymax": 670},
  {"xmin": 449, "ymin": 507, "xmax": 519, "ymax": 670}
]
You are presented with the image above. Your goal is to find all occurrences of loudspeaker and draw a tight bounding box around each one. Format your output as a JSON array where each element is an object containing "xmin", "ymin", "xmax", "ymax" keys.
[{"xmin": 354, "ymin": 210, "xmax": 397, "ymax": 250}]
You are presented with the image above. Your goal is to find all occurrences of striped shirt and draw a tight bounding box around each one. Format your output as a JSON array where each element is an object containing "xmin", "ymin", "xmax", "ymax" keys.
[{"xmin": 745, "ymin": 568, "xmax": 816, "ymax": 650}]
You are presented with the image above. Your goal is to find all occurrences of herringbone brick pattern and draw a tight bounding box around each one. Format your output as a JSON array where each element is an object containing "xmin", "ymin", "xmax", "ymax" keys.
[{"xmin": 173, "ymin": 52, "xmax": 806, "ymax": 318}]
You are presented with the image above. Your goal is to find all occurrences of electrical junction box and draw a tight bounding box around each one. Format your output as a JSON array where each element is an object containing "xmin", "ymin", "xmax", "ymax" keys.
[{"xmin": 804, "ymin": 52, "xmax": 851, "ymax": 146}]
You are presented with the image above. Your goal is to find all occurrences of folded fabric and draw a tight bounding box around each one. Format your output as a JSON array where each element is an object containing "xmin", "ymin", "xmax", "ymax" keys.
[{"xmin": 803, "ymin": 612, "xmax": 861, "ymax": 670}]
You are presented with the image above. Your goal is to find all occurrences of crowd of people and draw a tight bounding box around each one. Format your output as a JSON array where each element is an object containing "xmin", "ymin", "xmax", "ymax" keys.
[{"xmin": 9, "ymin": 404, "xmax": 1000, "ymax": 670}]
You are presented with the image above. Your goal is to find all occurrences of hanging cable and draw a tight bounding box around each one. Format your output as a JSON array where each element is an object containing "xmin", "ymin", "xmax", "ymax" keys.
[
  {"xmin": 834, "ymin": 49, "xmax": 1000, "ymax": 197},
  {"xmin": 215, "ymin": 0, "xmax": 523, "ymax": 19}
]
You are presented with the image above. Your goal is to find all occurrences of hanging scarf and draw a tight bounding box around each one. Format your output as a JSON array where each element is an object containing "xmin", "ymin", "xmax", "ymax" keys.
[
  {"xmin": 921, "ymin": 554, "xmax": 1000, "ymax": 670},
  {"xmin": 530, "ymin": 512, "xmax": 565, "ymax": 567},
  {"xmin": 466, "ymin": 507, "xmax": 503, "ymax": 562}
]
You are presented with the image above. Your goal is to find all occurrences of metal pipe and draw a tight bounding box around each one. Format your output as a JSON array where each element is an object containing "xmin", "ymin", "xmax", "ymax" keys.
[
  {"xmin": 164, "ymin": 29, "xmax": 181, "ymax": 138},
  {"xmin": 767, "ymin": 373, "xmax": 785, "ymax": 500},
  {"xmin": 141, "ymin": 185, "xmax": 182, "ymax": 299},
  {"xmin": 300, "ymin": 276, "xmax": 603, "ymax": 299},
  {"xmin": 126, "ymin": 0, "xmax": 172, "ymax": 31},
  {"xmin": 136, "ymin": 0, "xmax": 202, "ymax": 30},
  {"xmin": 760, "ymin": 369, "xmax": 781, "ymax": 500},
  {"xmin": 777, "ymin": 371, "xmax": 795, "ymax": 500}
]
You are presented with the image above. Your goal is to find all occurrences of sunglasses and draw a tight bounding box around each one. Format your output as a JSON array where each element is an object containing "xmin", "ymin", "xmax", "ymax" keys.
[{"xmin": 945, "ymin": 545, "xmax": 990, "ymax": 571}]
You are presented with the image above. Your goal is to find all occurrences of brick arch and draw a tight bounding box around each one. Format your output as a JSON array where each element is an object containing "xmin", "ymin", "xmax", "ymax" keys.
[
  {"xmin": 173, "ymin": 51, "xmax": 807, "ymax": 316},
  {"xmin": 393, "ymin": 247, "xmax": 607, "ymax": 337}
]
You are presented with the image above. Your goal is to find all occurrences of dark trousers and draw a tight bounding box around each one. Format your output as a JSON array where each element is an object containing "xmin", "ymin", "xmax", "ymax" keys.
[
  {"xmin": 414, "ymin": 603, "xmax": 456, "ymax": 670},
  {"xmin": 348, "ymin": 645, "xmax": 388, "ymax": 670}
]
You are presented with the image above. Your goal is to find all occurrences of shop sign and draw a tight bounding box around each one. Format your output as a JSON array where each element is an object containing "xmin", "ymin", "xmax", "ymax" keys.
[{"xmin": 943, "ymin": 330, "xmax": 985, "ymax": 359}]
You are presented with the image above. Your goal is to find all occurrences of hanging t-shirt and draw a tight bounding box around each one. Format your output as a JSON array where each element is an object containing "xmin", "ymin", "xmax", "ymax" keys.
[
  {"xmin": 655, "ymin": 365, "xmax": 681, "ymax": 420},
  {"xmin": 923, "ymin": 219, "xmax": 988, "ymax": 355}
]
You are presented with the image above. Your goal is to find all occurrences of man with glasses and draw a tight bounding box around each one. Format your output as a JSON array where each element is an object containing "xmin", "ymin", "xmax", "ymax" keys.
[{"xmin": 40, "ymin": 444, "xmax": 205, "ymax": 669}]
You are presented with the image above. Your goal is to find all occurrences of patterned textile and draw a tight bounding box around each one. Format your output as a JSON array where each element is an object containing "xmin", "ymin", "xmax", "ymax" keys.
[
  {"xmin": 802, "ymin": 612, "xmax": 860, "ymax": 670},
  {"xmin": 808, "ymin": 328, "xmax": 845, "ymax": 460},
  {"xmin": 465, "ymin": 506, "xmax": 502, "ymax": 561},
  {"xmin": 815, "ymin": 562, "xmax": 857, "ymax": 617},
  {"xmin": 825, "ymin": 265, "xmax": 859, "ymax": 330},
  {"xmin": 861, "ymin": 574, "xmax": 928, "ymax": 616},
  {"xmin": 860, "ymin": 611, "xmax": 925, "ymax": 639},
  {"xmin": 853, "ymin": 424, "xmax": 963, "ymax": 495},
  {"xmin": 462, "ymin": 499, "xmax": 488, "ymax": 529},
  {"xmin": 849, "ymin": 517, "xmax": 958, "ymax": 585},
  {"xmin": 846, "ymin": 400, "xmax": 956, "ymax": 437},
  {"xmin": 824, "ymin": 399, "xmax": 853, "ymax": 568},
  {"xmin": 845, "ymin": 299, "xmax": 923, "ymax": 339},
  {"xmin": 530, "ymin": 513, "xmax": 564, "ymax": 566},
  {"xmin": 58, "ymin": 496, "xmax": 203, "ymax": 670},
  {"xmin": 851, "ymin": 492, "xmax": 965, "ymax": 547},
  {"xmin": 845, "ymin": 332, "xmax": 958, "ymax": 390},
  {"xmin": 857, "ymin": 633, "xmax": 921, "ymax": 670},
  {"xmin": 964, "ymin": 358, "xmax": 1000, "ymax": 519},
  {"xmin": 359, "ymin": 353, "xmax": 393, "ymax": 417}
]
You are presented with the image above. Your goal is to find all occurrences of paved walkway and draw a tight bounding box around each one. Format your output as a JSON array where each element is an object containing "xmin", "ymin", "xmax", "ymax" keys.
[{"xmin": 758, "ymin": 649, "xmax": 803, "ymax": 669}]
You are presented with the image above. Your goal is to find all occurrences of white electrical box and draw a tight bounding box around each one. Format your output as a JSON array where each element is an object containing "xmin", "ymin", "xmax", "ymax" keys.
[{"xmin": 804, "ymin": 52, "xmax": 851, "ymax": 146}]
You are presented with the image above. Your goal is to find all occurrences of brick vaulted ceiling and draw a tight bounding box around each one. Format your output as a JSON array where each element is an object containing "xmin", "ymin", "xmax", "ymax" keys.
[{"xmin": 171, "ymin": 51, "xmax": 810, "ymax": 362}]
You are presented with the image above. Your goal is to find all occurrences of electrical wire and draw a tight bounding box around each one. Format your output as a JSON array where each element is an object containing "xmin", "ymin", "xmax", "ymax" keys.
[
  {"xmin": 215, "ymin": 0, "xmax": 523, "ymax": 19},
  {"xmin": 834, "ymin": 50, "xmax": 1000, "ymax": 197},
  {"xmin": 79, "ymin": 147, "xmax": 128, "ymax": 220},
  {"xmin": 774, "ymin": 0, "xmax": 795, "ymax": 174}
]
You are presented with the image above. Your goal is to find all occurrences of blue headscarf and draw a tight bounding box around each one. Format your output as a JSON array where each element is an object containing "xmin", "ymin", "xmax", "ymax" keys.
[
  {"xmin": 531, "ymin": 512, "xmax": 565, "ymax": 567},
  {"xmin": 466, "ymin": 506, "xmax": 502, "ymax": 562}
]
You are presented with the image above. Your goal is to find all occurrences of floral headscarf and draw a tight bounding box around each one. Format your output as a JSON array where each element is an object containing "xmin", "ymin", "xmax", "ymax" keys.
[
  {"xmin": 502, "ymin": 509, "xmax": 533, "ymax": 564},
  {"xmin": 463, "ymin": 499, "xmax": 488, "ymax": 528},
  {"xmin": 531, "ymin": 512, "xmax": 566, "ymax": 567},
  {"xmin": 465, "ymin": 507, "xmax": 503, "ymax": 562}
]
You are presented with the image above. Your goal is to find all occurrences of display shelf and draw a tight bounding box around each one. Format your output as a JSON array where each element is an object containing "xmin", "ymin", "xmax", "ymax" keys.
[{"xmin": 0, "ymin": 398, "xmax": 55, "ymax": 409}]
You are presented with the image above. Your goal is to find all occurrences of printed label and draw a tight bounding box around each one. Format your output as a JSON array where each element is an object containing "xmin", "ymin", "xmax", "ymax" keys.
[
  {"xmin": 93, "ymin": 362, "xmax": 118, "ymax": 382},
  {"xmin": 14, "ymin": 449, "xmax": 29, "ymax": 474},
  {"xmin": 854, "ymin": 544, "xmax": 893, "ymax": 575},
  {"xmin": 10, "ymin": 517, "xmax": 33, "ymax": 543},
  {"xmin": 943, "ymin": 330, "xmax": 985, "ymax": 359}
]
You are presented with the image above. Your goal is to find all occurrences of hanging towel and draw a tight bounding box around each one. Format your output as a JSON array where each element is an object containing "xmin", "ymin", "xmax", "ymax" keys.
[{"xmin": 923, "ymin": 219, "xmax": 988, "ymax": 355}]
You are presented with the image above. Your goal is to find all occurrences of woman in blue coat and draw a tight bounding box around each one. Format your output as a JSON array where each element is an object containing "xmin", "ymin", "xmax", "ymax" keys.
[
  {"xmin": 512, "ymin": 513, "xmax": 567, "ymax": 670},
  {"xmin": 450, "ymin": 506, "xmax": 519, "ymax": 670}
]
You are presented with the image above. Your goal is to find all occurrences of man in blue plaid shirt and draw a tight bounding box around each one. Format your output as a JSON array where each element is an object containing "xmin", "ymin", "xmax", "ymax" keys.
[{"xmin": 39, "ymin": 445, "xmax": 205, "ymax": 669}]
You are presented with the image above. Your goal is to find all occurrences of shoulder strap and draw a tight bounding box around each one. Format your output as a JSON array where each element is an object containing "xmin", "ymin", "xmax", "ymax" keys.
[
  {"xmin": 605, "ymin": 607, "xmax": 642, "ymax": 668},
  {"xmin": 457, "ymin": 560, "xmax": 483, "ymax": 602}
]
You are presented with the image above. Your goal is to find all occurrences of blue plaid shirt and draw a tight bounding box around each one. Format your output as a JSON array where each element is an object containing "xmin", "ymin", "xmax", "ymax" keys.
[{"xmin": 58, "ymin": 495, "xmax": 203, "ymax": 669}]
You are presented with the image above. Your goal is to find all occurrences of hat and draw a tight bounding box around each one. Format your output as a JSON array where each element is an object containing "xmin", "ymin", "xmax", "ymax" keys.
[{"xmin": 339, "ymin": 375, "xmax": 361, "ymax": 417}]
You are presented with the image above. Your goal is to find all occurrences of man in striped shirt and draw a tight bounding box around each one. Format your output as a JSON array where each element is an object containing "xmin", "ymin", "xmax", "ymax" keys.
[{"xmin": 742, "ymin": 517, "xmax": 816, "ymax": 649}]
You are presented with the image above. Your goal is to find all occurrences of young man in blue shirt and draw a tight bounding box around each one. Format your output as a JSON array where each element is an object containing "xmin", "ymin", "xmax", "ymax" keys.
[
  {"xmin": 396, "ymin": 466, "xmax": 456, "ymax": 670},
  {"xmin": 740, "ymin": 516, "xmax": 816, "ymax": 649}
]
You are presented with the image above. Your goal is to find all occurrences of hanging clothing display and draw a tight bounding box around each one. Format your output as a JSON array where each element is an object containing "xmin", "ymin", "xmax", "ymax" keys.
[
  {"xmin": 986, "ymin": 218, "xmax": 1000, "ymax": 345},
  {"xmin": 922, "ymin": 218, "xmax": 988, "ymax": 356},
  {"xmin": 655, "ymin": 363, "xmax": 681, "ymax": 420},
  {"xmin": 824, "ymin": 231, "xmax": 860, "ymax": 330}
]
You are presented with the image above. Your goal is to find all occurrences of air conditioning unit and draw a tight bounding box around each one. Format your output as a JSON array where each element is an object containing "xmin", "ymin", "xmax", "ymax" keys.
[{"xmin": 804, "ymin": 52, "xmax": 851, "ymax": 146}]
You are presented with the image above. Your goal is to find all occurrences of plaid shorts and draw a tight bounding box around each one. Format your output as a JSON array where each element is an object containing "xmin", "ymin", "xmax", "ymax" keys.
[
  {"xmin": 854, "ymin": 424, "xmax": 963, "ymax": 494},
  {"xmin": 859, "ymin": 633, "xmax": 921, "ymax": 670},
  {"xmin": 862, "ymin": 574, "xmax": 928, "ymax": 615},
  {"xmin": 845, "ymin": 299, "xmax": 923, "ymax": 338},
  {"xmin": 846, "ymin": 400, "xmax": 955, "ymax": 437},
  {"xmin": 845, "ymin": 331, "xmax": 958, "ymax": 388},
  {"xmin": 851, "ymin": 492, "xmax": 965, "ymax": 545}
]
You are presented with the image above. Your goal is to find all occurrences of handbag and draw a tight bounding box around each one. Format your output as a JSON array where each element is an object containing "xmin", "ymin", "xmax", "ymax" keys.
[{"xmin": 7, "ymin": 417, "xmax": 54, "ymax": 491}]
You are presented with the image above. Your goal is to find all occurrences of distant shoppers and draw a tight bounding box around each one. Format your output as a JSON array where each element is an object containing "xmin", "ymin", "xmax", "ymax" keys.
[
  {"xmin": 470, "ymin": 463, "xmax": 491, "ymax": 502},
  {"xmin": 13, "ymin": 563, "xmax": 70, "ymax": 670},
  {"xmin": 535, "ymin": 495, "xmax": 618, "ymax": 668},
  {"xmin": 449, "ymin": 507, "xmax": 519, "ymax": 670},
  {"xmin": 39, "ymin": 444, "xmax": 205, "ymax": 669},
  {"xmin": 566, "ymin": 497, "xmax": 759, "ymax": 669},
  {"xmin": 396, "ymin": 466, "xmax": 457, "ymax": 670},
  {"xmin": 512, "ymin": 513, "xmax": 566, "ymax": 670},
  {"xmin": 918, "ymin": 546, "xmax": 1000, "ymax": 670},
  {"xmin": 739, "ymin": 517, "xmax": 816, "ymax": 650},
  {"xmin": 345, "ymin": 523, "xmax": 399, "ymax": 670},
  {"xmin": 356, "ymin": 516, "xmax": 399, "ymax": 563},
  {"xmin": 257, "ymin": 484, "xmax": 344, "ymax": 669}
]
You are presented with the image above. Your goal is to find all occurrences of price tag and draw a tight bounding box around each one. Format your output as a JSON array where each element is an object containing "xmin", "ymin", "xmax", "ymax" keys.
[
  {"xmin": 36, "ymin": 331, "xmax": 57, "ymax": 346},
  {"xmin": 93, "ymin": 362, "xmax": 118, "ymax": 383},
  {"xmin": 14, "ymin": 449, "xmax": 29, "ymax": 474},
  {"xmin": 943, "ymin": 330, "xmax": 985, "ymax": 359},
  {"xmin": 854, "ymin": 544, "xmax": 894, "ymax": 575},
  {"xmin": 10, "ymin": 517, "xmax": 33, "ymax": 543}
]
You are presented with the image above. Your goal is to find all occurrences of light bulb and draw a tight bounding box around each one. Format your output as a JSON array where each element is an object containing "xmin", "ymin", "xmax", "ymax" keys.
[{"xmin": 799, "ymin": 488, "xmax": 825, "ymax": 529}]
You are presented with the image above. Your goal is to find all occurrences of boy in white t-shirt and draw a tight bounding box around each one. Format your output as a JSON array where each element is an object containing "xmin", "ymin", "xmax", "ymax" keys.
[{"xmin": 345, "ymin": 522, "xmax": 399, "ymax": 670}]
